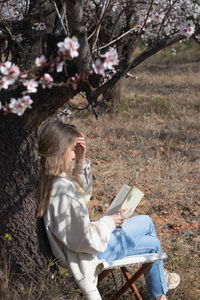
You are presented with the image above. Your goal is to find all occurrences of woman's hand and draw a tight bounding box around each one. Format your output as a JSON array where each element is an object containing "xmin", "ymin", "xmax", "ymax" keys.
[
  {"xmin": 108, "ymin": 209, "xmax": 127, "ymax": 227},
  {"xmin": 75, "ymin": 133, "xmax": 86, "ymax": 165}
]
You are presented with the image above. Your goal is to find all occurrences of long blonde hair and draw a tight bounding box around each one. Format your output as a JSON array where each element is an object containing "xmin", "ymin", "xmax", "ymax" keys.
[{"xmin": 37, "ymin": 120, "xmax": 80, "ymax": 217}]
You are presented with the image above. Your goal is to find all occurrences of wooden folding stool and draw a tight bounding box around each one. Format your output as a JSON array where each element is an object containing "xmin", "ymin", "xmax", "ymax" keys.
[{"xmin": 98, "ymin": 253, "xmax": 167, "ymax": 300}]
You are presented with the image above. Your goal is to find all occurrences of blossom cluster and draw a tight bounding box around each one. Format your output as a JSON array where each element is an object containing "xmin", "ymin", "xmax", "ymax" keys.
[
  {"xmin": 0, "ymin": 36, "xmax": 81, "ymax": 116},
  {"xmin": 92, "ymin": 48, "xmax": 119, "ymax": 77},
  {"xmin": 85, "ymin": 0, "xmax": 199, "ymax": 47},
  {"xmin": 0, "ymin": 35, "xmax": 119, "ymax": 116},
  {"xmin": 129, "ymin": 0, "xmax": 199, "ymax": 43},
  {"xmin": 0, "ymin": 0, "xmax": 29, "ymax": 21}
]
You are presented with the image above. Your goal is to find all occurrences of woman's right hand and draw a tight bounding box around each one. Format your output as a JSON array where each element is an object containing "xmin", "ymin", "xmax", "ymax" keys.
[{"xmin": 108, "ymin": 209, "xmax": 126, "ymax": 227}]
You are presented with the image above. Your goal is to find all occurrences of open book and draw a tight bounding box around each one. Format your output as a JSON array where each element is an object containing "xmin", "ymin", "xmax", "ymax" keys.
[{"xmin": 105, "ymin": 184, "xmax": 144, "ymax": 226}]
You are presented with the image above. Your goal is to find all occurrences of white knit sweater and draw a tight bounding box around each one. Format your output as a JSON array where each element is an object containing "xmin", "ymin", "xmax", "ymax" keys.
[{"xmin": 44, "ymin": 160, "xmax": 116, "ymax": 300}]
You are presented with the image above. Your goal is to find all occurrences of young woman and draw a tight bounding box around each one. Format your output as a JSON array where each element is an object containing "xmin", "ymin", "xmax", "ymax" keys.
[{"xmin": 37, "ymin": 120, "xmax": 180, "ymax": 300}]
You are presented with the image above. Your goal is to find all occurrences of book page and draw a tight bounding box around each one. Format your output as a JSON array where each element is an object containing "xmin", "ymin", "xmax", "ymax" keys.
[
  {"xmin": 121, "ymin": 186, "xmax": 144, "ymax": 226},
  {"xmin": 105, "ymin": 184, "xmax": 131, "ymax": 215}
]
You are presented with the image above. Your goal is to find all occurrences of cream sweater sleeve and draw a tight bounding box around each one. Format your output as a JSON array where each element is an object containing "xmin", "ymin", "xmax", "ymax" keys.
[
  {"xmin": 72, "ymin": 159, "xmax": 92, "ymax": 201},
  {"xmin": 46, "ymin": 178, "xmax": 116, "ymax": 255}
]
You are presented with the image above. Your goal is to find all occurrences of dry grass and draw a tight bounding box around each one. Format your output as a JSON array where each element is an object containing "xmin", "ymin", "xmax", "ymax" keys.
[{"xmin": 72, "ymin": 53, "xmax": 200, "ymax": 299}]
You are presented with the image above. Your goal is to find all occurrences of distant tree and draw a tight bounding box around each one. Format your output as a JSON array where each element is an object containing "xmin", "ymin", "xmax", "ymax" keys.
[{"xmin": 0, "ymin": 0, "xmax": 199, "ymax": 291}]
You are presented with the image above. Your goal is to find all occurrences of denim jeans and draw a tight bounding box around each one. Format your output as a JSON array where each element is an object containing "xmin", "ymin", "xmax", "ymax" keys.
[{"xmin": 97, "ymin": 215, "xmax": 168, "ymax": 298}]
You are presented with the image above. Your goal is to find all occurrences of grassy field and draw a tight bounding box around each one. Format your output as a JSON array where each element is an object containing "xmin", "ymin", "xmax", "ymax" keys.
[{"xmin": 1, "ymin": 41, "xmax": 200, "ymax": 299}]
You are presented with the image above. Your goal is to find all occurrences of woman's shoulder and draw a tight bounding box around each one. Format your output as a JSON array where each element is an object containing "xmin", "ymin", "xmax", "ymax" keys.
[{"xmin": 51, "ymin": 174, "xmax": 81, "ymax": 202}]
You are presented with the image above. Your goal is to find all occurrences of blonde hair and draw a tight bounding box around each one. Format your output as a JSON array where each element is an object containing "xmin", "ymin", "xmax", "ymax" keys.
[{"xmin": 37, "ymin": 120, "xmax": 80, "ymax": 217}]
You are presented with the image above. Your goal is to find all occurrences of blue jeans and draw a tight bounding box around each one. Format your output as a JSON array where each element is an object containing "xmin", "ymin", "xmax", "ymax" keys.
[{"xmin": 97, "ymin": 215, "xmax": 168, "ymax": 298}]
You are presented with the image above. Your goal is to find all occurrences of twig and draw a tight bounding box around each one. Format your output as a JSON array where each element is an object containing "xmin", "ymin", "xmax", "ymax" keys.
[
  {"xmin": 49, "ymin": 0, "xmax": 68, "ymax": 35},
  {"xmin": 157, "ymin": 0, "xmax": 179, "ymax": 39},
  {"xmin": 88, "ymin": 0, "xmax": 113, "ymax": 50},
  {"xmin": 92, "ymin": 0, "xmax": 154, "ymax": 53}
]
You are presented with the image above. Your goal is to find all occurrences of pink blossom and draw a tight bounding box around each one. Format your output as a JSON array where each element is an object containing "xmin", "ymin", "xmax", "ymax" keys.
[
  {"xmin": 179, "ymin": 20, "xmax": 195, "ymax": 38},
  {"xmin": 56, "ymin": 61, "xmax": 65, "ymax": 72},
  {"xmin": 101, "ymin": 48, "xmax": 119, "ymax": 70},
  {"xmin": 1, "ymin": 61, "xmax": 13, "ymax": 75},
  {"xmin": 152, "ymin": 11, "xmax": 165, "ymax": 23},
  {"xmin": 8, "ymin": 98, "xmax": 25, "ymax": 116},
  {"xmin": 20, "ymin": 73, "xmax": 28, "ymax": 79},
  {"xmin": 9, "ymin": 96, "xmax": 33, "ymax": 116},
  {"xmin": 21, "ymin": 95, "xmax": 33, "ymax": 108},
  {"xmin": 92, "ymin": 59, "xmax": 105, "ymax": 76},
  {"xmin": 32, "ymin": 23, "xmax": 46, "ymax": 31},
  {"xmin": 57, "ymin": 36, "xmax": 79, "ymax": 58},
  {"xmin": 111, "ymin": 3, "xmax": 118, "ymax": 12},
  {"xmin": 0, "ymin": 62, "xmax": 20, "ymax": 78},
  {"xmin": 23, "ymin": 79, "xmax": 38, "ymax": 93},
  {"xmin": 41, "ymin": 73, "xmax": 53, "ymax": 88},
  {"xmin": 43, "ymin": 73, "xmax": 53, "ymax": 83},
  {"xmin": 35, "ymin": 55, "xmax": 47, "ymax": 67},
  {"xmin": 12, "ymin": 34, "xmax": 23, "ymax": 42},
  {"xmin": 72, "ymin": 83, "xmax": 77, "ymax": 90},
  {"xmin": 0, "ymin": 62, "xmax": 20, "ymax": 89},
  {"xmin": 1, "ymin": 77, "xmax": 9, "ymax": 89}
]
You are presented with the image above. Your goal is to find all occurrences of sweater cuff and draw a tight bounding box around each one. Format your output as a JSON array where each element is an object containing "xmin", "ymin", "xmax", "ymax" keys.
[
  {"xmin": 73, "ymin": 159, "xmax": 90, "ymax": 175},
  {"xmin": 100, "ymin": 216, "xmax": 116, "ymax": 232}
]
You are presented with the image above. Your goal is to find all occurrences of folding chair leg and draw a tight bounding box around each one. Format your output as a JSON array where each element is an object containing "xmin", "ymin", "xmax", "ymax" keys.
[
  {"xmin": 111, "ymin": 262, "xmax": 153, "ymax": 300},
  {"xmin": 121, "ymin": 267, "xmax": 143, "ymax": 300}
]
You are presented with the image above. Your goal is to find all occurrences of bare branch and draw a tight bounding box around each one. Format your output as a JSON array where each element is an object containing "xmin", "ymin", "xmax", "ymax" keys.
[
  {"xmin": 92, "ymin": 0, "xmax": 154, "ymax": 53},
  {"xmin": 88, "ymin": 0, "xmax": 113, "ymax": 50},
  {"xmin": 49, "ymin": 0, "xmax": 68, "ymax": 35}
]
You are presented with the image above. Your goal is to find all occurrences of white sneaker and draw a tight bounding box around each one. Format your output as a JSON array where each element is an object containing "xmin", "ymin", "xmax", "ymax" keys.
[
  {"xmin": 165, "ymin": 270, "xmax": 180, "ymax": 290},
  {"xmin": 152, "ymin": 295, "xmax": 168, "ymax": 300}
]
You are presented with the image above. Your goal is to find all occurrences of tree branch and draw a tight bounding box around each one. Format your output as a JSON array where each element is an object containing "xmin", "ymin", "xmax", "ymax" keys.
[
  {"xmin": 65, "ymin": 0, "xmax": 92, "ymax": 75},
  {"xmin": 89, "ymin": 33, "xmax": 187, "ymax": 101}
]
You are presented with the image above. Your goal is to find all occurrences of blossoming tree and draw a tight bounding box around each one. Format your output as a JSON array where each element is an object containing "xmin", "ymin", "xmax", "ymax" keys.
[{"xmin": 0, "ymin": 0, "xmax": 199, "ymax": 290}]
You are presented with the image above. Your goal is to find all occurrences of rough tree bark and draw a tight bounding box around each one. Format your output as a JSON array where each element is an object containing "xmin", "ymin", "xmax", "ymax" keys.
[{"xmin": 0, "ymin": 86, "xmax": 79, "ymax": 291}]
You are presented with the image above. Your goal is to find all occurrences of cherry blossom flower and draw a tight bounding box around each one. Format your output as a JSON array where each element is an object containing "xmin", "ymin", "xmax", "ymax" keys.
[
  {"xmin": 0, "ymin": 0, "xmax": 28, "ymax": 21},
  {"xmin": 41, "ymin": 73, "xmax": 53, "ymax": 88},
  {"xmin": 8, "ymin": 96, "xmax": 33, "ymax": 116},
  {"xmin": 32, "ymin": 23, "xmax": 46, "ymax": 31},
  {"xmin": 179, "ymin": 20, "xmax": 195, "ymax": 38},
  {"xmin": 57, "ymin": 36, "xmax": 79, "ymax": 58},
  {"xmin": 0, "ymin": 62, "xmax": 20, "ymax": 89},
  {"xmin": 111, "ymin": 2, "xmax": 118, "ymax": 12},
  {"xmin": 72, "ymin": 83, "xmax": 77, "ymax": 90},
  {"xmin": 35, "ymin": 55, "xmax": 47, "ymax": 67},
  {"xmin": 21, "ymin": 95, "xmax": 33, "ymax": 108},
  {"xmin": 92, "ymin": 59, "xmax": 105, "ymax": 76},
  {"xmin": 1, "ymin": 77, "xmax": 9, "ymax": 89},
  {"xmin": 56, "ymin": 61, "xmax": 65, "ymax": 72},
  {"xmin": 1, "ymin": 61, "xmax": 13, "ymax": 76},
  {"xmin": 101, "ymin": 48, "xmax": 119, "ymax": 70},
  {"xmin": 12, "ymin": 34, "xmax": 23, "ymax": 42},
  {"xmin": 152, "ymin": 11, "xmax": 165, "ymax": 23},
  {"xmin": 23, "ymin": 79, "xmax": 38, "ymax": 93}
]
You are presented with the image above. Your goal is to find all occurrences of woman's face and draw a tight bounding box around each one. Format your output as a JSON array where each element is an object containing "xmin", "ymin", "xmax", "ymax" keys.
[{"xmin": 64, "ymin": 139, "xmax": 77, "ymax": 170}]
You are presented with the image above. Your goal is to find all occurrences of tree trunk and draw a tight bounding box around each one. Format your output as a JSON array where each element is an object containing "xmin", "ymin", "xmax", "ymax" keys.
[
  {"xmin": 0, "ymin": 86, "xmax": 79, "ymax": 296},
  {"xmin": 0, "ymin": 113, "xmax": 52, "ymax": 287}
]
